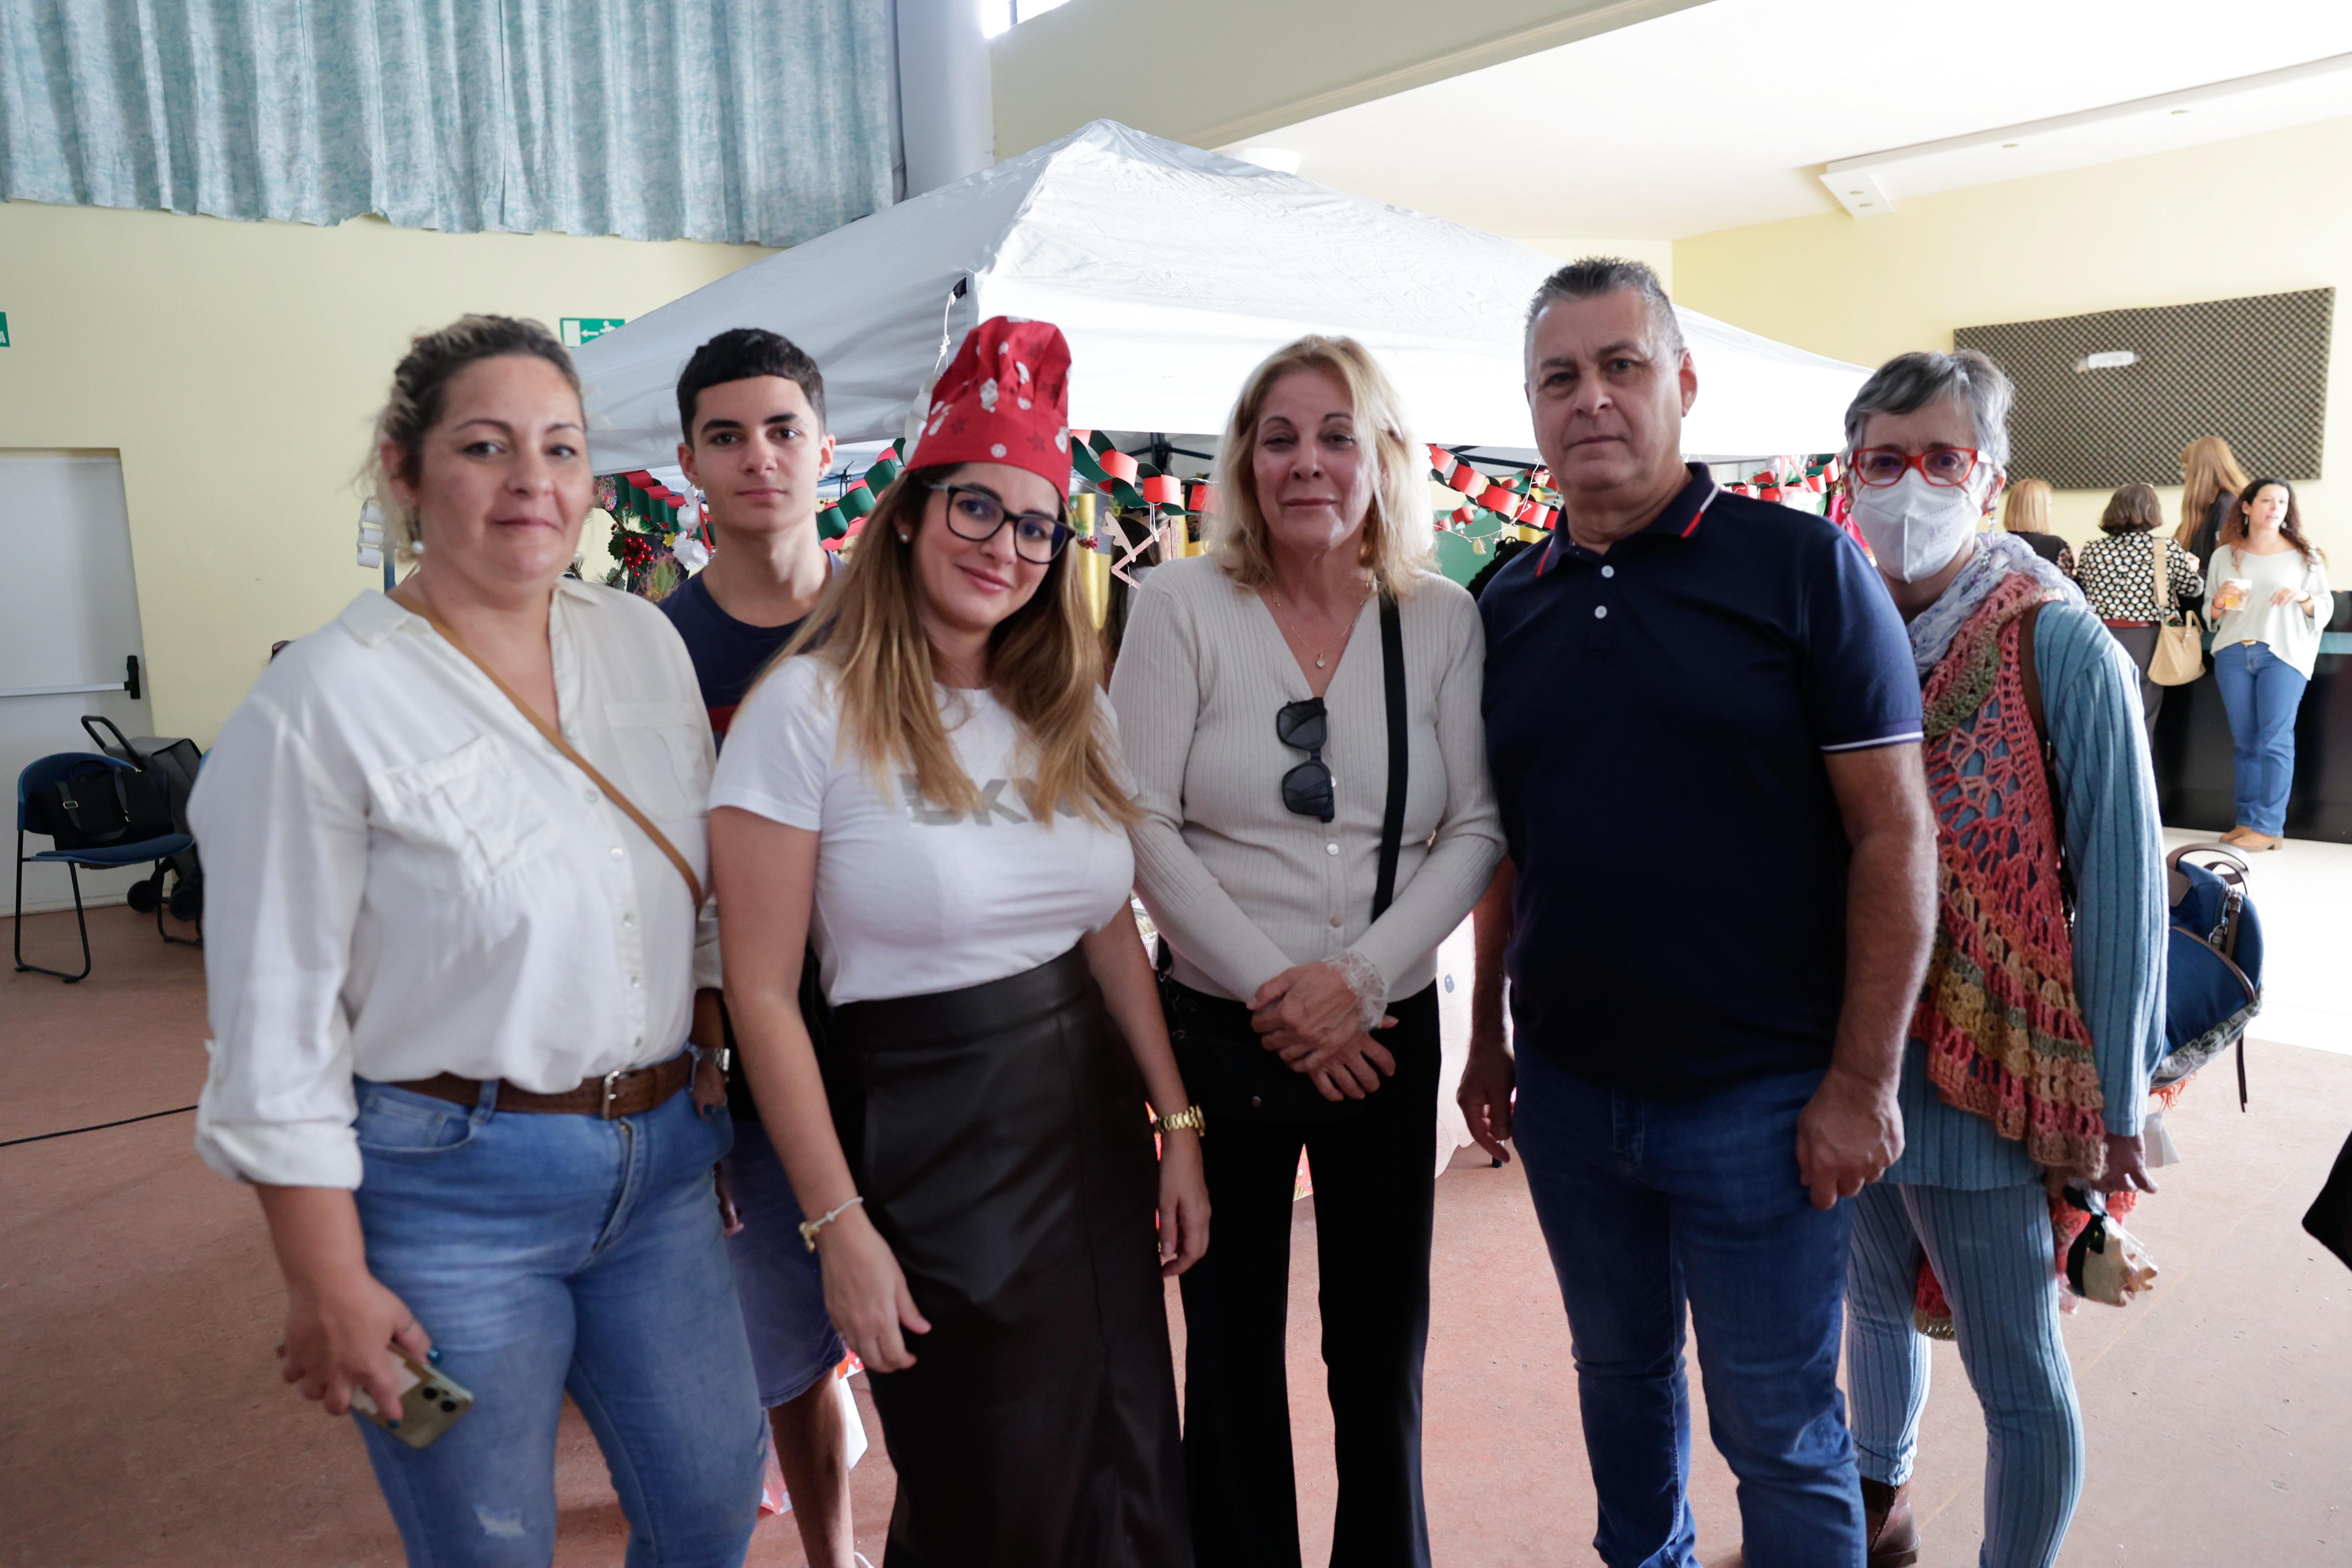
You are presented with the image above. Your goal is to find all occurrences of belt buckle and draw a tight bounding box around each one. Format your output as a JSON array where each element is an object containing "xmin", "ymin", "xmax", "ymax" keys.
[{"xmin": 599, "ymin": 1067, "xmax": 629, "ymax": 1119}]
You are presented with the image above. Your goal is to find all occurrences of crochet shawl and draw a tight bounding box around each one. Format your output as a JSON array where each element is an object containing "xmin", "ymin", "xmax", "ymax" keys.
[{"xmin": 1914, "ymin": 570, "xmax": 2108, "ymax": 1180}]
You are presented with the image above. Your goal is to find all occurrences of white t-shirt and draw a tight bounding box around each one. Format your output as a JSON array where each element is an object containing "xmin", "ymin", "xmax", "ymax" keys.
[{"xmin": 710, "ymin": 656, "xmax": 1135, "ymax": 1005}]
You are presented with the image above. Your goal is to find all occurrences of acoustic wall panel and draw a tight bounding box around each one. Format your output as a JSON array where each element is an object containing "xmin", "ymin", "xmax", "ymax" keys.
[{"xmin": 1952, "ymin": 288, "xmax": 2332, "ymax": 490}]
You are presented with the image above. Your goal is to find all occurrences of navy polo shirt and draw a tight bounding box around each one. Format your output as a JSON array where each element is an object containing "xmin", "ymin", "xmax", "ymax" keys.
[{"xmin": 1480, "ymin": 463, "xmax": 1921, "ymax": 1096}]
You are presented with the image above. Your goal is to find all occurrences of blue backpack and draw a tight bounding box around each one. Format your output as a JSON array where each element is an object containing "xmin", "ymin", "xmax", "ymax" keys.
[
  {"xmin": 2017, "ymin": 606, "xmax": 2263, "ymax": 1106},
  {"xmin": 2155, "ymin": 844, "xmax": 2262, "ymax": 1105}
]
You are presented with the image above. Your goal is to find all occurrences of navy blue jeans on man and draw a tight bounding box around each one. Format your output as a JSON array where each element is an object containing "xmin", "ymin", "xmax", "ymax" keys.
[
  {"xmin": 2211, "ymin": 639, "xmax": 2306, "ymax": 835},
  {"xmin": 1512, "ymin": 1046, "xmax": 1865, "ymax": 1568}
]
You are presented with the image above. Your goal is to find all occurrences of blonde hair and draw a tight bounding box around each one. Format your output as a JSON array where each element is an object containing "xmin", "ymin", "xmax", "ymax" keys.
[
  {"xmin": 2175, "ymin": 436, "xmax": 2250, "ymax": 548},
  {"xmin": 1207, "ymin": 335, "xmax": 1432, "ymax": 599},
  {"xmin": 770, "ymin": 466, "xmax": 1136, "ymax": 829},
  {"xmin": 362, "ymin": 315, "xmax": 581, "ymax": 565},
  {"xmin": 2001, "ymin": 477, "xmax": 2052, "ymax": 535}
]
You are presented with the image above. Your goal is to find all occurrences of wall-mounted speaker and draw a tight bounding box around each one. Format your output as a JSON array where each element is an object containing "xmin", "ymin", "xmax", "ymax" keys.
[{"xmin": 1953, "ymin": 287, "xmax": 2332, "ymax": 490}]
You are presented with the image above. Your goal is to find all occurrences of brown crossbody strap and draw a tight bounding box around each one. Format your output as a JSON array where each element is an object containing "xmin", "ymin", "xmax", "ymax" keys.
[{"xmin": 408, "ymin": 598, "xmax": 706, "ymax": 909}]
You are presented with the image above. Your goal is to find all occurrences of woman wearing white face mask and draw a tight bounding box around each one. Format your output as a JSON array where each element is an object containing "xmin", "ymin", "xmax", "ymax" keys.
[{"xmin": 1838, "ymin": 351, "xmax": 2169, "ymax": 1568}]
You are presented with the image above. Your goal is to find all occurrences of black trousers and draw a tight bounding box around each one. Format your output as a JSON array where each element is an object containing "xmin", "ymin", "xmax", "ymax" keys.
[
  {"xmin": 2105, "ymin": 621, "xmax": 2165, "ymax": 745},
  {"xmin": 1173, "ymin": 982, "xmax": 1439, "ymax": 1568}
]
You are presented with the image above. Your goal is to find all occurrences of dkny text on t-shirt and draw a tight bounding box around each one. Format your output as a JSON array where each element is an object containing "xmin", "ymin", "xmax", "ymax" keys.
[{"xmin": 901, "ymin": 776, "xmax": 1083, "ymax": 826}]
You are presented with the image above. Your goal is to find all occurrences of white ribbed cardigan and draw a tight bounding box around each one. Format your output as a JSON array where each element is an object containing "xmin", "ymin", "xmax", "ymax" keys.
[{"xmin": 1108, "ymin": 556, "xmax": 1504, "ymax": 1006}]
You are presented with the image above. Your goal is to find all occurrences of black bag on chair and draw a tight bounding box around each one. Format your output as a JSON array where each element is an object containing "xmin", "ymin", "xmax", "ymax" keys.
[
  {"xmin": 1158, "ymin": 594, "xmax": 1409, "ymax": 1126},
  {"xmin": 80, "ymin": 714, "xmax": 204, "ymax": 919},
  {"xmin": 28, "ymin": 757, "xmax": 175, "ymax": 850}
]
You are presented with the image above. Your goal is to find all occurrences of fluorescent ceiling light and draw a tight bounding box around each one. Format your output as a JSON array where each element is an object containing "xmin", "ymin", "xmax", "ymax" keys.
[{"xmin": 1821, "ymin": 51, "xmax": 2352, "ymax": 218}]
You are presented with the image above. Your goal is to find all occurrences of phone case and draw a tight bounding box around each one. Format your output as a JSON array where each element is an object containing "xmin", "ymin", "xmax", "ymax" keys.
[{"xmin": 351, "ymin": 1353, "xmax": 475, "ymax": 1450}]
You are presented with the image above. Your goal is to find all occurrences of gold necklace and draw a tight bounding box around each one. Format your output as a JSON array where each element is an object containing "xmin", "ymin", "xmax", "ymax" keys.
[{"xmin": 1264, "ymin": 581, "xmax": 1374, "ymax": 671}]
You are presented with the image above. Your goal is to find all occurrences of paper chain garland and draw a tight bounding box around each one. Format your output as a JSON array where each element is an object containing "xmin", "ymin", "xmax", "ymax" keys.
[
  {"xmin": 599, "ymin": 437, "xmax": 1848, "ymax": 593},
  {"xmin": 1425, "ymin": 446, "xmax": 1845, "ymax": 536}
]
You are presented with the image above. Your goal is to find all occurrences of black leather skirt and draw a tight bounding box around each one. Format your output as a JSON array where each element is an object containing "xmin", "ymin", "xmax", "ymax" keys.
[{"xmin": 829, "ymin": 946, "xmax": 1192, "ymax": 1568}]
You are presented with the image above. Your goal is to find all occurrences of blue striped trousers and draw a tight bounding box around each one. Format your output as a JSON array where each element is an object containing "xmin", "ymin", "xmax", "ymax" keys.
[{"xmin": 1845, "ymin": 1180, "xmax": 2083, "ymax": 1568}]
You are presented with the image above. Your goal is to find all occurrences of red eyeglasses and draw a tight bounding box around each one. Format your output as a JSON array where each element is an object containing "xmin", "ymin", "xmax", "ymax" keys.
[{"xmin": 1849, "ymin": 446, "xmax": 1984, "ymax": 488}]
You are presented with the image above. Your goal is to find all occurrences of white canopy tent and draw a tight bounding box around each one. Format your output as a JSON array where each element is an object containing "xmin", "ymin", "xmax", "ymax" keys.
[{"xmin": 577, "ymin": 120, "xmax": 1865, "ymax": 474}]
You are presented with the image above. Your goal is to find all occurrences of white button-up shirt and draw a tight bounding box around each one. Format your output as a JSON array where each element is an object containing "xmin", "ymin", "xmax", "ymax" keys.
[{"xmin": 190, "ymin": 582, "xmax": 720, "ymax": 1189}]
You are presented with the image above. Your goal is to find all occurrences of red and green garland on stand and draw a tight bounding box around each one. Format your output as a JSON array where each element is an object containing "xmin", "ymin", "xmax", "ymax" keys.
[
  {"xmin": 598, "ymin": 472, "xmax": 707, "ymax": 597},
  {"xmin": 596, "ymin": 436, "xmax": 1857, "ymax": 602}
]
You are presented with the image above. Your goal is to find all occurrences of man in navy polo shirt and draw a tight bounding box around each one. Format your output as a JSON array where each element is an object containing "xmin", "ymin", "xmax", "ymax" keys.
[{"xmin": 1459, "ymin": 260, "xmax": 1937, "ymax": 1568}]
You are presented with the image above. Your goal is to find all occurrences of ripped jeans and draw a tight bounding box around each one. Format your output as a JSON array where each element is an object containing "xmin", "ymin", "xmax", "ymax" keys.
[{"xmin": 351, "ymin": 1070, "xmax": 765, "ymax": 1567}]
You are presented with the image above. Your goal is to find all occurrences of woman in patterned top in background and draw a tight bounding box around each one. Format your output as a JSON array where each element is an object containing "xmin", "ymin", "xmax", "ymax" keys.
[
  {"xmin": 2072, "ymin": 482, "xmax": 2204, "ymax": 743},
  {"xmin": 1998, "ymin": 477, "xmax": 2073, "ymax": 575}
]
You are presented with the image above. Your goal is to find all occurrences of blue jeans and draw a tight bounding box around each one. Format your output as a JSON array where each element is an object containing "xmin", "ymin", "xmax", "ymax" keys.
[
  {"xmin": 2211, "ymin": 640, "xmax": 2305, "ymax": 835},
  {"xmin": 1513, "ymin": 1048, "xmax": 1864, "ymax": 1568},
  {"xmin": 351, "ymin": 1072, "xmax": 766, "ymax": 1567}
]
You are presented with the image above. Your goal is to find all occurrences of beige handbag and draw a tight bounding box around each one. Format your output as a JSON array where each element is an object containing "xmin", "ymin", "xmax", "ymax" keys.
[{"xmin": 2148, "ymin": 536, "xmax": 2206, "ymax": 687}]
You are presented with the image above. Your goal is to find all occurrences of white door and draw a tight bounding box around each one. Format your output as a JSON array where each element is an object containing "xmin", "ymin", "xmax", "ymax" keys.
[{"xmin": 1, "ymin": 452, "xmax": 157, "ymax": 915}]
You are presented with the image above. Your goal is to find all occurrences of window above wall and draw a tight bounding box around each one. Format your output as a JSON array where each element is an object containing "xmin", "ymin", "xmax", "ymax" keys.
[{"xmin": 983, "ymin": 0, "xmax": 1073, "ymax": 37}]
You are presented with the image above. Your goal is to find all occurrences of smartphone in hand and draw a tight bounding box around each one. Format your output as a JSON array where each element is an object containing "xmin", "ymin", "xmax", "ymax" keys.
[{"xmin": 350, "ymin": 1351, "xmax": 475, "ymax": 1450}]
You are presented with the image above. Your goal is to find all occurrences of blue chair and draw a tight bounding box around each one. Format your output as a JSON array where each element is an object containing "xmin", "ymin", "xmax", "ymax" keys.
[{"xmin": 15, "ymin": 752, "xmax": 198, "ymax": 983}]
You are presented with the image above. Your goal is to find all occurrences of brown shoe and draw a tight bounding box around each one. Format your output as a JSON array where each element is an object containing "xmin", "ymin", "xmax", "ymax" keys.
[
  {"xmin": 1861, "ymin": 1477, "xmax": 1920, "ymax": 1567},
  {"xmin": 2235, "ymin": 831, "xmax": 2284, "ymax": 852}
]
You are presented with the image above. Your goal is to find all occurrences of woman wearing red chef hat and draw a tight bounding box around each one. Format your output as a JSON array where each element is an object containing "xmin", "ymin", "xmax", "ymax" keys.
[{"xmin": 709, "ymin": 316, "xmax": 1207, "ymax": 1565}]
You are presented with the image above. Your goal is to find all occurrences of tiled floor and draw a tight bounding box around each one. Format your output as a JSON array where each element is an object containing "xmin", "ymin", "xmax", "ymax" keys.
[{"xmin": 5, "ymin": 843, "xmax": 2349, "ymax": 1566}]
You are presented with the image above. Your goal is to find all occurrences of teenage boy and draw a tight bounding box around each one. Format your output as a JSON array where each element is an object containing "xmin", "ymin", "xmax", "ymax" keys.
[{"xmin": 665, "ymin": 327, "xmax": 856, "ymax": 1568}]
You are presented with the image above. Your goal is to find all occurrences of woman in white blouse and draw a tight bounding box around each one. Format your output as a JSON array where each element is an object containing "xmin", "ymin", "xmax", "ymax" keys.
[
  {"xmin": 709, "ymin": 316, "xmax": 1208, "ymax": 1567},
  {"xmin": 1110, "ymin": 335, "xmax": 1504, "ymax": 1567},
  {"xmin": 2206, "ymin": 476, "xmax": 2334, "ymax": 851},
  {"xmin": 190, "ymin": 316, "xmax": 763, "ymax": 1564}
]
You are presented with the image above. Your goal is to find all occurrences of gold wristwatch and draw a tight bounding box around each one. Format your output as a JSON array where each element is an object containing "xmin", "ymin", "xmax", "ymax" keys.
[{"xmin": 1153, "ymin": 1105, "xmax": 1207, "ymax": 1138}]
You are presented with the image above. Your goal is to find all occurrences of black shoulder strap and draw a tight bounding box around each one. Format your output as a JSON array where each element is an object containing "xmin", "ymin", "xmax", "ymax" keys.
[{"xmin": 1373, "ymin": 593, "xmax": 1408, "ymax": 920}]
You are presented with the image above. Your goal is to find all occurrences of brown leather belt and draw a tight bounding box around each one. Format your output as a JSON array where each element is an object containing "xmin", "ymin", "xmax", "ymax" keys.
[{"xmin": 393, "ymin": 1052, "xmax": 695, "ymax": 1119}]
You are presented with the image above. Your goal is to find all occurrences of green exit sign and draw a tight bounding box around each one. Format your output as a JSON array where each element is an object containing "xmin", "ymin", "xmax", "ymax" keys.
[
  {"xmin": 561, "ymin": 317, "xmax": 624, "ymax": 348},
  {"xmin": 0, "ymin": 313, "xmax": 10, "ymax": 347}
]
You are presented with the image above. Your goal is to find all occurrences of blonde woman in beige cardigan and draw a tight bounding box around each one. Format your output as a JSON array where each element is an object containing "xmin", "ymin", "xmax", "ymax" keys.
[{"xmin": 1110, "ymin": 334, "xmax": 1502, "ymax": 1568}]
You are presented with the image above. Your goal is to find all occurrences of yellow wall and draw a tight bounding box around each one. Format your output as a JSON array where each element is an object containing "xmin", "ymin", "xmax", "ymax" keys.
[
  {"xmin": 0, "ymin": 201, "xmax": 767, "ymax": 745},
  {"xmin": 1674, "ymin": 114, "xmax": 2352, "ymax": 556}
]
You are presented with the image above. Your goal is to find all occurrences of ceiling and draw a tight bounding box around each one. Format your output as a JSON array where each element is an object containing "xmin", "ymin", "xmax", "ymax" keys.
[{"xmin": 1233, "ymin": 0, "xmax": 2352, "ymax": 239}]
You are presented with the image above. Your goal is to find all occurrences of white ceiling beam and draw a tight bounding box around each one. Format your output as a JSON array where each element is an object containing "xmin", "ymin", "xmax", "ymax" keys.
[{"xmin": 989, "ymin": 0, "xmax": 1710, "ymax": 158}]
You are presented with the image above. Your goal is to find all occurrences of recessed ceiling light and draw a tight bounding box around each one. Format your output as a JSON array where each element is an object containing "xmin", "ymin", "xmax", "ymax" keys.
[{"xmin": 1858, "ymin": 201, "xmax": 1872, "ymax": 208}]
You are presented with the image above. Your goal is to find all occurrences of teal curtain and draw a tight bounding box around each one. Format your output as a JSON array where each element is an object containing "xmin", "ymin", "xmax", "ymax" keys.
[{"xmin": 0, "ymin": 0, "xmax": 899, "ymax": 245}]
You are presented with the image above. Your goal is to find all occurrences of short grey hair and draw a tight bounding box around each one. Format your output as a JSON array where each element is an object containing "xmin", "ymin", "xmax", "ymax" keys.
[
  {"xmin": 1523, "ymin": 257, "xmax": 1687, "ymax": 369},
  {"xmin": 1841, "ymin": 350, "xmax": 2013, "ymax": 470}
]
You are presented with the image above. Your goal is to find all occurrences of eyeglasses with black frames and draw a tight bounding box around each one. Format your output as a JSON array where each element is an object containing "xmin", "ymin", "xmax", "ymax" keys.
[
  {"xmin": 926, "ymin": 483, "xmax": 1072, "ymax": 564},
  {"xmin": 1277, "ymin": 697, "xmax": 1334, "ymax": 823}
]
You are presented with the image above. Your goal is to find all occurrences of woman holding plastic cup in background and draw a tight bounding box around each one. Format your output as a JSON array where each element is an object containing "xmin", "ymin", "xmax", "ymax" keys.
[{"xmin": 2206, "ymin": 477, "xmax": 2332, "ymax": 850}]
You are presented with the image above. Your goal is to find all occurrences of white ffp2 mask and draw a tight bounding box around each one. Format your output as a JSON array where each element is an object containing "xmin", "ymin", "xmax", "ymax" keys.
[{"xmin": 1849, "ymin": 471, "xmax": 1984, "ymax": 582}]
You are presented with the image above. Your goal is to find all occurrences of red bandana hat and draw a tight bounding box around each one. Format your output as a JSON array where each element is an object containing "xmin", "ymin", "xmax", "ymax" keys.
[{"xmin": 910, "ymin": 316, "xmax": 1073, "ymax": 495}]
